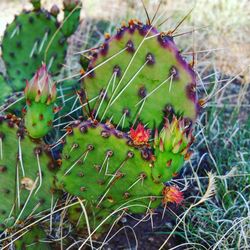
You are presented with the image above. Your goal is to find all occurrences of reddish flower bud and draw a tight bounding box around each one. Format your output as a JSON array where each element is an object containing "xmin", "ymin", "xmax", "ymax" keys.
[
  {"xmin": 24, "ymin": 63, "xmax": 57, "ymax": 105},
  {"xmin": 162, "ymin": 186, "xmax": 184, "ymax": 205},
  {"xmin": 130, "ymin": 123, "xmax": 150, "ymax": 146}
]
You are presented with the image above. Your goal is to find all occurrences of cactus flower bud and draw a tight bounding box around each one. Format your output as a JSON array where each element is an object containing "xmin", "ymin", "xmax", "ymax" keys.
[
  {"xmin": 63, "ymin": 0, "xmax": 81, "ymax": 11},
  {"xmin": 24, "ymin": 63, "xmax": 56, "ymax": 105},
  {"xmin": 152, "ymin": 116, "xmax": 194, "ymax": 183},
  {"xmin": 24, "ymin": 64, "xmax": 57, "ymax": 138},
  {"xmin": 50, "ymin": 4, "xmax": 60, "ymax": 17}
]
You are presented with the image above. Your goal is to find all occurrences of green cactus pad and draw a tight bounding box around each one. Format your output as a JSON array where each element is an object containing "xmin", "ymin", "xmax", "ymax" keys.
[
  {"xmin": 82, "ymin": 21, "xmax": 198, "ymax": 130},
  {"xmin": 1, "ymin": 2, "xmax": 81, "ymax": 91},
  {"xmin": 25, "ymin": 102, "xmax": 54, "ymax": 138},
  {"xmin": 14, "ymin": 226, "xmax": 52, "ymax": 250},
  {"xmin": 56, "ymin": 120, "xmax": 164, "ymax": 225},
  {"xmin": 0, "ymin": 115, "xmax": 57, "ymax": 230}
]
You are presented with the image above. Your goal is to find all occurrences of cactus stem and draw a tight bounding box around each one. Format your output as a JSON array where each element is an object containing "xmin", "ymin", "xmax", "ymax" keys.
[
  {"xmin": 135, "ymin": 73, "xmax": 174, "ymax": 107},
  {"xmin": 18, "ymin": 136, "xmax": 25, "ymax": 176},
  {"xmin": 99, "ymin": 25, "xmax": 157, "ymax": 122},
  {"xmin": 64, "ymin": 148, "xmax": 90, "ymax": 176}
]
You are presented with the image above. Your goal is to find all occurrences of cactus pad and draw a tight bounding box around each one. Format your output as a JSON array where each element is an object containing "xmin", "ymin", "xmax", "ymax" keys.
[
  {"xmin": 0, "ymin": 115, "xmax": 57, "ymax": 230},
  {"xmin": 82, "ymin": 21, "xmax": 198, "ymax": 130},
  {"xmin": 1, "ymin": 0, "xmax": 81, "ymax": 91},
  {"xmin": 56, "ymin": 120, "xmax": 164, "ymax": 220}
]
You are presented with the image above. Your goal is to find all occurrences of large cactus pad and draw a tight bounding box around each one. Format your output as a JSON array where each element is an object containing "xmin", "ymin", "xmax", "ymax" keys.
[
  {"xmin": 0, "ymin": 115, "xmax": 57, "ymax": 230},
  {"xmin": 1, "ymin": 0, "xmax": 81, "ymax": 91},
  {"xmin": 82, "ymin": 21, "xmax": 198, "ymax": 130},
  {"xmin": 56, "ymin": 120, "xmax": 164, "ymax": 224}
]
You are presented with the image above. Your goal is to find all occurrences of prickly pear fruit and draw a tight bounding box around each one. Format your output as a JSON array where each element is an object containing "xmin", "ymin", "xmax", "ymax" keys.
[{"xmin": 24, "ymin": 63, "xmax": 56, "ymax": 138}]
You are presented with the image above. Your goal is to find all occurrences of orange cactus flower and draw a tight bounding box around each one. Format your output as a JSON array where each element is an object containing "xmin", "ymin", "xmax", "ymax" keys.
[
  {"xmin": 162, "ymin": 186, "xmax": 184, "ymax": 205},
  {"xmin": 130, "ymin": 123, "xmax": 150, "ymax": 146}
]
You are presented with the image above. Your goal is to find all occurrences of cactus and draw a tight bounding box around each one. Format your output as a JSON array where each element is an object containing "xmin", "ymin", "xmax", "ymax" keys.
[
  {"xmin": 0, "ymin": 115, "xmax": 57, "ymax": 230},
  {"xmin": 152, "ymin": 116, "xmax": 194, "ymax": 183},
  {"xmin": 13, "ymin": 226, "xmax": 52, "ymax": 250},
  {"xmin": 82, "ymin": 20, "xmax": 198, "ymax": 130},
  {"xmin": 62, "ymin": 0, "xmax": 82, "ymax": 37},
  {"xmin": 0, "ymin": 13, "xmax": 199, "ymax": 245},
  {"xmin": 56, "ymin": 118, "xmax": 193, "ymax": 230},
  {"xmin": 24, "ymin": 63, "xmax": 57, "ymax": 138},
  {"xmin": 56, "ymin": 121, "xmax": 162, "ymax": 215},
  {"xmin": 1, "ymin": 0, "xmax": 81, "ymax": 92}
]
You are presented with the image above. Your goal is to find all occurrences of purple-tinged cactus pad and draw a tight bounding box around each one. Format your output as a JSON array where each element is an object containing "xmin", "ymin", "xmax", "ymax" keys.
[{"xmin": 82, "ymin": 21, "xmax": 198, "ymax": 130}]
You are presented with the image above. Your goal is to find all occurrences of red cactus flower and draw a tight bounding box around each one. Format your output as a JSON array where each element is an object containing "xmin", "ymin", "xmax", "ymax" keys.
[
  {"xmin": 130, "ymin": 123, "xmax": 150, "ymax": 146},
  {"xmin": 162, "ymin": 186, "xmax": 184, "ymax": 205}
]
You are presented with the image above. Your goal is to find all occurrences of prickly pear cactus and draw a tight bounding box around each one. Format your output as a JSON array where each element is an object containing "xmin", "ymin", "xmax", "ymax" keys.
[
  {"xmin": 14, "ymin": 226, "xmax": 52, "ymax": 250},
  {"xmin": 56, "ymin": 121, "xmax": 163, "ymax": 210},
  {"xmin": 82, "ymin": 20, "xmax": 198, "ymax": 129},
  {"xmin": 24, "ymin": 63, "xmax": 57, "ymax": 138},
  {"xmin": 0, "ymin": 115, "xmax": 57, "ymax": 230},
  {"xmin": 1, "ymin": 0, "xmax": 81, "ymax": 91},
  {"xmin": 56, "ymin": 118, "xmax": 193, "ymax": 229}
]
